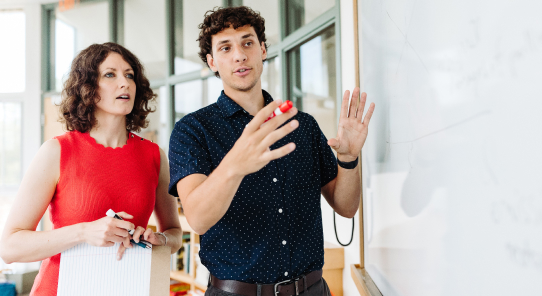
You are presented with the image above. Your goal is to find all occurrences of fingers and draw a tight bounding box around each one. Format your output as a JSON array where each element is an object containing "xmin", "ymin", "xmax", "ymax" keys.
[
  {"xmin": 108, "ymin": 218, "xmax": 134, "ymax": 234},
  {"xmin": 260, "ymin": 119, "xmax": 299, "ymax": 148},
  {"xmin": 143, "ymin": 228, "xmax": 153, "ymax": 241},
  {"xmin": 244, "ymin": 100, "xmax": 283, "ymax": 133},
  {"xmin": 327, "ymin": 138, "xmax": 340, "ymax": 150},
  {"xmin": 116, "ymin": 212, "xmax": 133, "ymax": 219},
  {"xmin": 117, "ymin": 244, "xmax": 126, "ymax": 261},
  {"xmin": 256, "ymin": 107, "xmax": 298, "ymax": 139},
  {"xmin": 121, "ymin": 235, "xmax": 132, "ymax": 250},
  {"xmin": 355, "ymin": 90, "xmax": 366, "ymax": 119},
  {"xmin": 262, "ymin": 143, "xmax": 296, "ymax": 162},
  {"xmin": 362, "ymin": 102, "xmax": 376, "ymax": 126},
  {"xmin": 340, "ymin": 90, "xmax": 350, "ymax": 119},
  {"xmin": 131, "ymin": 226, "xmax": 146, "ymax": 243}
]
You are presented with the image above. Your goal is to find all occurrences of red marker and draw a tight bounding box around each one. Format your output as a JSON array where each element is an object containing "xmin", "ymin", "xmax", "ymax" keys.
[{"xmin": 264, "ymin": 101, "xmax": 293, "ymax": 123}]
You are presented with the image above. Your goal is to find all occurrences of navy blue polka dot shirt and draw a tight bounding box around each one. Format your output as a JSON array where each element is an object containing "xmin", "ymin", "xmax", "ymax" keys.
[{"xmin": 168, "ymin": 90, "xmax": 338, "ymax": 284}]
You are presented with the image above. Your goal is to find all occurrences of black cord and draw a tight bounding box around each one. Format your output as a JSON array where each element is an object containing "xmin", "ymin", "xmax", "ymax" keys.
[{"xmin": 333, "ymin": 211, "xmax": 354, "ymax": 246}]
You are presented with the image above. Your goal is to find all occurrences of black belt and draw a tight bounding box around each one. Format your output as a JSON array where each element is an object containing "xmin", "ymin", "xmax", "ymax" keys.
[{"xmin": 210, "ymin": 270, "xmax": 323, "ymax": 296}]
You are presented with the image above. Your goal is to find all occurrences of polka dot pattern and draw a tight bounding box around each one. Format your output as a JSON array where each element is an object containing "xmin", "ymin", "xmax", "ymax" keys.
[{"xmin": 168, "ymin": 90, "xmax": 338, "ymax": 284}]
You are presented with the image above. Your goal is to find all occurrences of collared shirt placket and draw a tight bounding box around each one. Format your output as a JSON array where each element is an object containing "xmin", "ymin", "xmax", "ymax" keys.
[{"xmin": 269, "ymin": 157, "xmax": 291, "ymax": 279}]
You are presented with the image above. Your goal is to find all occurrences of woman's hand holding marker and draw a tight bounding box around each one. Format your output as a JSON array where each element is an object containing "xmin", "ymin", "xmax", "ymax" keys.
[{"xmin": 81, "ymin": 211, "xmax": 135, "ymax": 259}]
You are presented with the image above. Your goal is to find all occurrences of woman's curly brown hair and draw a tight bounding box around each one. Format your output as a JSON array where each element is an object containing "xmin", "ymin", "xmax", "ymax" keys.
[
  {"xmin": 59, "ymin": 42, "xmax": 156, "ymax": 133},
  {"xmin": 197, "ymin": 6, "xmax": 268, "ymax": 78}
]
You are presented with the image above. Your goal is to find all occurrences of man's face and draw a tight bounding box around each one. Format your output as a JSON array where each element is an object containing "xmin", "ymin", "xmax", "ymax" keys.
[{"xmin": 207, "ymin": 25, "xmax": 267, "ymax": 93}]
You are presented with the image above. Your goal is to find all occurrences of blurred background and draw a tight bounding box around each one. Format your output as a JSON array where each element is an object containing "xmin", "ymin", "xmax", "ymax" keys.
[{"xmin": 0, "ymin": 0, "xmax": 361, "ymax": 295}]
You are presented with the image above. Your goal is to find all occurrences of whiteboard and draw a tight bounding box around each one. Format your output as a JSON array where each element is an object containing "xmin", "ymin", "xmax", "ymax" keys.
[{"xmin": 359, "ymin": 0, "xmax": 542, "ymax": 295}]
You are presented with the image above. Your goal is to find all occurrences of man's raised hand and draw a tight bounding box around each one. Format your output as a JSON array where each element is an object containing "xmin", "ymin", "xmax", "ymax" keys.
[{"xmin": 328, "ymin": 87, "xmax": 375, "ymax": 161}]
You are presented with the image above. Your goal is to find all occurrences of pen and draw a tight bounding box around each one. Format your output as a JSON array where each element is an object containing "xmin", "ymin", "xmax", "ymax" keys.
[{"xmin": 106, "ymin": 209, "xmax": 151, "ymax": 249}]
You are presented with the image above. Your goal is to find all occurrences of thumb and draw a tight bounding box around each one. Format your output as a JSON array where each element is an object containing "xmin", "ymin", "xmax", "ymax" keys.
[{"xmin": 328, "ymin": 138, "xmax": 340, "ymax": 150}]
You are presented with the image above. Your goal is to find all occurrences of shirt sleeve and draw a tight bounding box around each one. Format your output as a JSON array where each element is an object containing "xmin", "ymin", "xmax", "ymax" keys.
[
  {"xmin": 310, "ymin": 116, "xmax": 338, "ymax": 188},
  {"xmin": 168, "ymin": 115, "xmax": 213, "ymax": 197}
]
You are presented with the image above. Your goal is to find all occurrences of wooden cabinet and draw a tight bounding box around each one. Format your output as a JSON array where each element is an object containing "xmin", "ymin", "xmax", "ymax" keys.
[{"xmin": 323, "ymin": 241, "xmax": 345, "ymax": 296}]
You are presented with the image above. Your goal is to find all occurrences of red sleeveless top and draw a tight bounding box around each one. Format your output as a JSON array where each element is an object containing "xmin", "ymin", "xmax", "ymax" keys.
[{"xmin": 30, "ymin": 131, "xmax": 160, "ymax": 296}]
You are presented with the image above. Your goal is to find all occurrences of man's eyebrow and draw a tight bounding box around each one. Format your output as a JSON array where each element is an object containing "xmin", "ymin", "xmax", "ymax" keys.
[
  {"xmin": 242, "ymin": 33, "xmax": 255, "ymax": 39},
  {"xmin": 217, "ymin": 39, "xmax": 231, "ymax": 46}
]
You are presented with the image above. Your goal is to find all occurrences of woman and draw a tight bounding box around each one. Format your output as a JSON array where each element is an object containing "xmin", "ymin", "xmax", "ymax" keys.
[{"xmin": 0, "ymin": 42, "xmax": 182, "ymax": 295}]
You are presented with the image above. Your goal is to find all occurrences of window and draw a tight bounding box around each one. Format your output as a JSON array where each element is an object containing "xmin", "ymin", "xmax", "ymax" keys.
[
  {"xmin": 288, "ymin": 26, "xmax": 337, "ymax": 139},
  {"xmin": 0, "ymin": 10, "xmax": 25, "ymax": 262},
  {"xmin": 173, "ymin": 0, "xmax": 222, "ymax": 75},
  {"xmin": 174, "ymin": 80, "xmax": 203, "ymax": 122},
  {"xmin": 52, "ymin": 1, "xmax": 110, "ymax": 91},
  {"xmin": 0, "ymin": 102, "xmax": 22, "ymax": 188},
  {"xmin": 285, "ymin": 0, "xmax": 336, "ymax": 36},
  {"xmin": 124, "ymin": 0, "xmax": 167, "ymax": 81},
  {"xmin": 242, "ymin": 0, "xmax": 279, "ymax": 46},
  {"xmin": 0, "ymin": 11, "xmax": 25, "ymax": 93},
  {"xmin": 261, "ymin": 57, "xmax": 282, "ymax": 102}
]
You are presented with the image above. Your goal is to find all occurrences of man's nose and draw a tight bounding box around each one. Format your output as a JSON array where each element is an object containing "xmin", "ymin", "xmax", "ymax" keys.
[{"xmin": 233, "ymin": 45, "xmax": 247, "ymax": 63}]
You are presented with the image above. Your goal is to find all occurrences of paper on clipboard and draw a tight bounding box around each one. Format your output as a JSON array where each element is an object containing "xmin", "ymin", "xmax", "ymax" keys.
[{"xmin": 58, "ymin": 242, "xmax": 152, "ymax": 296}]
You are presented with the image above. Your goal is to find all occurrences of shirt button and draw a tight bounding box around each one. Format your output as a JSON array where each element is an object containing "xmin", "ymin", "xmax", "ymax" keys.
[
  {"xmin": 273, "ymin": 178, "xmax": 278, "ymax": 182},
  {"xmin": 278, "ymin": 209, "xmax": 283, "ymax": 213},
  {"xmin": 282, "ymin": 240, "xmax": 287, "ymax": 245},
  {"xmin": 284, "ymin": 272, "xmax": 288, "ymax": 276}
]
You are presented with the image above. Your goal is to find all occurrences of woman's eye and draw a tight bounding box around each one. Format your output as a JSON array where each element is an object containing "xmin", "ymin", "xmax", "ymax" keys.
[
  {"xmin": 105, "ymin": 73, "xmax": 114, "ymax": 78},
  {"xmin": 126, "ymin": 73, "xmax": 134, "ymax": 79}
]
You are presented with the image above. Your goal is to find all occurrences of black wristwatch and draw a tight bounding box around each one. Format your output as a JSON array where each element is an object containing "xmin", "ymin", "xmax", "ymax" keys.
[{"xmin": 337, "ymin": 156, "xmax": 359, "ymax": 169}]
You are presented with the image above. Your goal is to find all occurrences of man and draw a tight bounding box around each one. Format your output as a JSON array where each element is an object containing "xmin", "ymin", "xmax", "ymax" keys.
[{"xmin": 168, "ymin": 6, "xmax": 375, "ymax": 296}]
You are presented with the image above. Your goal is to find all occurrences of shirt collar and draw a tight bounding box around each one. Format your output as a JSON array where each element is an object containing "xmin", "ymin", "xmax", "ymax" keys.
[{"xmin": 217, "ymin": 90, "xmax": 275, "ymax": 118}]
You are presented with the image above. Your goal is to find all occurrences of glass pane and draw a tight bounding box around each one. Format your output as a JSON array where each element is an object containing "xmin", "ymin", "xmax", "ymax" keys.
[
  {"xmin": 155, "ymin": 86, "xmax": 171, "ymax": 153},
  {"xmin": 124, "ymin": 0, "xmax": 167, "ymax": 81},
  {"xmin": 242, "ymin": 0, "xmax": 280, "ymax": 45},
  {"xmin": 174, "ymin": 80, "xmax": 203, "ymax": 122},
  {"xmin": 54, "ymin": 2, "xmax": 109, "ymax": 91},
  {"xmin": 0, "ymin": 102, "xmax": 22, "ymax": 187},
  {"xmin": 0, "ymin": 11, "xmax": 25, "ymax": 93},
  {"xmin": 288, "ymin": 26, "xmax": 336, "ymax": 139},
  {"xmin": 206, "ymin": 76, "xmax": 223, "ymax": 105},
  {"xmin": 285, "ymin": 0, "xmax": 335, "ymax": 36},
  {"xmin": 138, "ymin": 88, "xmax": 161, "ymax": 146},
  {"xmin": 173, "ymin": 0, "xmax": 222, "ymax": 75},
  {"xmin": 43, "ymin": 95, "xmax": 65, "ymax": 142},
  {"xmin": 261, "ymin": 57, "xmax": 281, "ymax": 102}
]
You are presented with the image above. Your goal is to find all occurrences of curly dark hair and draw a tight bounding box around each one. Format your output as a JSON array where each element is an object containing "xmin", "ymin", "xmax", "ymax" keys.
[
  {"xmin": 197, "ymin": 6, "xmax": 268, "ymax": 78},
  {"xmin": 59, "ymin": 42, "xmax": 156, "ymax": 133}
]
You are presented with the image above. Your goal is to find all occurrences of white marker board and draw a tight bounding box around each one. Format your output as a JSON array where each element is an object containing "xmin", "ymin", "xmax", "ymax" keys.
[{"xmin": 359, "ymin": 0, "xmax": 542, "ymax": 295}]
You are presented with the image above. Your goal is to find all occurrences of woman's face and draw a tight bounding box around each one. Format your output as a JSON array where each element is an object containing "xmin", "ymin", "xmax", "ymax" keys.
[{"xmin": 95, "ymin": 52, "xmax": 137, "ymax": 117}]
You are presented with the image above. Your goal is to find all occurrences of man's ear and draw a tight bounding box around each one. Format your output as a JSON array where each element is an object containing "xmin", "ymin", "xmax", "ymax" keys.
[
  {"xmin": 207, "ymin": 53, "xmax": 218, "ymax": 73},
  {"xmin": 260, "ymin": 41, "xmax": 267, "ymax": 60}
]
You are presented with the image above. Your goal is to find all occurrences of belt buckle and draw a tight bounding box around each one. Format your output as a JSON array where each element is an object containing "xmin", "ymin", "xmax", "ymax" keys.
[
  {"xmin": 274, "ymin": 279, "xmax": 292, "ymax": 296},
  {"xmin": 274, "ymin": 278, "xmax": 300, "ymax": 296}
]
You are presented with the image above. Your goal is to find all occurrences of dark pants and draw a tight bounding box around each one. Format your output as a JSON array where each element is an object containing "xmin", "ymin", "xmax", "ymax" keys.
[{"xmin": 205, "ymin": 278, "xmax": 332, "ymax": 296}]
